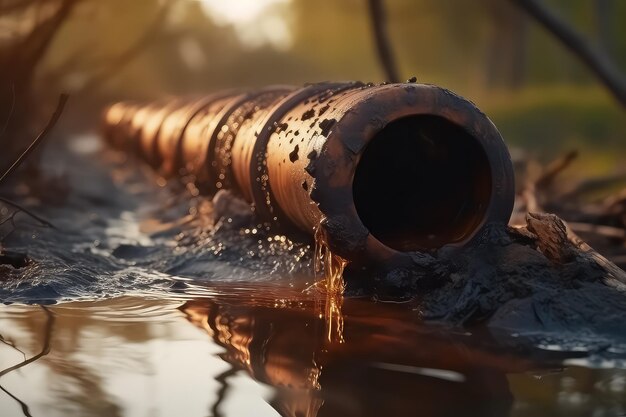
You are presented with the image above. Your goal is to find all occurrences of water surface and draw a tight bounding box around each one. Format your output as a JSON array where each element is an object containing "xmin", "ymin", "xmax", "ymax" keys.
[{"xmin": 1, "ymin": 136, "xmax": 625, "ymax": 416}]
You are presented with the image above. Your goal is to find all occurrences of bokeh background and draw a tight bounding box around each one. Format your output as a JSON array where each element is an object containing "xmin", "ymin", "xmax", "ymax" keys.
[{"xmin": 1, "ymin": 0, "xmax": 625, "ymax": 175}]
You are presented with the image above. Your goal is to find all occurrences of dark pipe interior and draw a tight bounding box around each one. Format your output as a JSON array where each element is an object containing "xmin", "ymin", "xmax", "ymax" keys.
[{"xmin": 353, "ymin": 115, "xmax": 492, "ymax": 252}]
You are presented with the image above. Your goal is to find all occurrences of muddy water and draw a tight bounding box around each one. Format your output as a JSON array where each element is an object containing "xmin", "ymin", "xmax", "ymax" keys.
[
  {"xmin": 1, "ymin": 136, "xmax": 626, "ymax": 416},
  {"xmin": 1, "ymin": 295, "xmax": 626, "ymax": 417}
]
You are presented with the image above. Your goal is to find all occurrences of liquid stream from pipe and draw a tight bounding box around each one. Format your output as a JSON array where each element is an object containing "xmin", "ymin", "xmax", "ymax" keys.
[{"xmin": 312, "ymin": 225, "xmax": 347, "ymax": 344}]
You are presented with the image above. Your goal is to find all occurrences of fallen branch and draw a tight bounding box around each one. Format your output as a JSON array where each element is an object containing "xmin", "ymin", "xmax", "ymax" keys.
[
  {"xmin": 535, "ymin": 149, "xmax": 578, "ymax": 190},
  {"xmin": 526, "ymin": 212, "xmax": 626, "ymax": 288}
]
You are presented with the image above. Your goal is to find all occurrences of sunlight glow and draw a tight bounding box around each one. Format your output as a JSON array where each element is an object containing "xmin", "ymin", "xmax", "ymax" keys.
[{"xmin": 197, "ymin": 0, "xmax": 292, "ymax": 50}]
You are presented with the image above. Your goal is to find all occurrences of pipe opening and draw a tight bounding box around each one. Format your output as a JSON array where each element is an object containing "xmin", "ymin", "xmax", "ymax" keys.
[{"xmin": 353, "ymin": 115, "xmax": 492, "ymax": 251}]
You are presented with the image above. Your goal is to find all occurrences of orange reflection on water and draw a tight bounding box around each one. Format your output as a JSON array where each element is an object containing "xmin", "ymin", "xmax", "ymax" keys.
[
  {"xmin": 2, "ymin": 288, "xmax": 625, "ymax": 417},
  {"xmin": 180, "ymin": 293, "xmax": 541, "ymax": 417}
]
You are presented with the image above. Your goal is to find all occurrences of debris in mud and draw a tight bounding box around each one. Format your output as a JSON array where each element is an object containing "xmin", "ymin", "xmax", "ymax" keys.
[{"xmin": 363, "ymin": 213, "xmax": 626, "ymax": 341}]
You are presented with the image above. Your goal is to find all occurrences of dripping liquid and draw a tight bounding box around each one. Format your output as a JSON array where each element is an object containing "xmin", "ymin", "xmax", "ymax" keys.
[{"xmin": 313, "ymin": 225, "xmax": 348, "ymax": 344}]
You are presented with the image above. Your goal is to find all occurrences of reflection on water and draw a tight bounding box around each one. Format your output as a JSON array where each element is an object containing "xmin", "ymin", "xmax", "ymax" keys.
[
  {"xmin": 0, "ymin": 297, "xmax": 277, "ymax": 417},
  {"xmin": 2, "ymin": 291, "xmax": 624, "ymax": 417},
  {"xmin": 181, "ymin": 297, "xmax": 520, "ymax": 417}
]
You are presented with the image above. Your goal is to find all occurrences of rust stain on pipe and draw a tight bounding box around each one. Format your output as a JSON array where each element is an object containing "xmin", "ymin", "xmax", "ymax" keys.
[{"xmin": 102, "ymin": 82, "xmax": 515, "ymax": 270}]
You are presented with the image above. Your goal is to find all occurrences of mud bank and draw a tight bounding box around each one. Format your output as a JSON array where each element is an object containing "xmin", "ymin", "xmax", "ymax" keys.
[{"xmin": 350, "ymin": 214, "xmax": 626, "ymax": 350}]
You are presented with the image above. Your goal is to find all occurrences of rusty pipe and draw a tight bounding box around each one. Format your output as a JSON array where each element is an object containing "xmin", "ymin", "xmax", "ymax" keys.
[{"xmin": 103, "ymin": 82, "xmax": 515, "ymax": 269}]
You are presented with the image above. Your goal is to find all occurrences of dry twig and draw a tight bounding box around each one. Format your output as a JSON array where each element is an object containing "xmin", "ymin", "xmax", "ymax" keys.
[
  {"xmin": 0, "ymin": 94, "xmax": 67, "ymax": 233},
  {"xmin": 0, "ymin": 94, "xmax": 68, "ymax": 184},
  {"xmin": 0, "ymin": 197, "xmax": 54, "ymax": 229}
]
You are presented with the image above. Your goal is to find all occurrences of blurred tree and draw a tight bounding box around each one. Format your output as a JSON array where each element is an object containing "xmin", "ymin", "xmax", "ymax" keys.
[{"xmin": 0, "ymin": 0, "xmax": 80, "ymax": 170}]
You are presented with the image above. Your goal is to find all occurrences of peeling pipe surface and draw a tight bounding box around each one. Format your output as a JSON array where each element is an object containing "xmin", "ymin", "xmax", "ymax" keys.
[{"xmin": 102, "ymin": 82, "xmax": 515, "ymax": 270}]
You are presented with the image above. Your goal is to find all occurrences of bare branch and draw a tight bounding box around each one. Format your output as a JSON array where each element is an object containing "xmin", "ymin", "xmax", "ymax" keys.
[
  {"xmin": 0, "ymin": 197, "xmax": 55, "ymax": 229},
  {"xmin": 0, "ymin": 93, "xmax": 68, "ymax": 184},
  {"xmin": 535, "ymin": 149, "xmax": 578, "ymax": 190},
  {"xmin": 366, "ymin": 0, "xmax": 401, "ymax": 83},
  {"xmin": 510, "ymin": 0, "xmax": 626, "ymax": 108}
]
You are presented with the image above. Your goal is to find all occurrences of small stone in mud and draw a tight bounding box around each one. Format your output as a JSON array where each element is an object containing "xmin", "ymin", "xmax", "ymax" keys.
[{"xmin": 289, "ymin": 145, "xmax": 300, "ymax": 162}]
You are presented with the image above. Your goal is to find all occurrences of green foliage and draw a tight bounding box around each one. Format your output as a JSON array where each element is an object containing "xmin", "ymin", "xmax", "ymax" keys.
[{"xmin": 486, "ymin": 86, "xmax": 626, "ymax": 175}]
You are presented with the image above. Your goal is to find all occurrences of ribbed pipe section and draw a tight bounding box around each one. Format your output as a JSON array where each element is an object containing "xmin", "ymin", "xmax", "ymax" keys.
[{"xmin": 103, "ymin": 82, "xmax": 515, "ymax": 268}]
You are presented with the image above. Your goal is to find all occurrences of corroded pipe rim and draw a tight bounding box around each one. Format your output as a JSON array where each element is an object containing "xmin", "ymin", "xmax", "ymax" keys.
[{"xmin": 311, "ymin": 83, "xmax": 514, "ymax": 267}]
